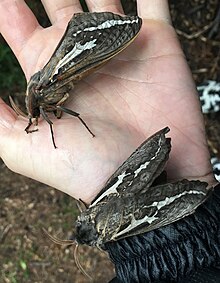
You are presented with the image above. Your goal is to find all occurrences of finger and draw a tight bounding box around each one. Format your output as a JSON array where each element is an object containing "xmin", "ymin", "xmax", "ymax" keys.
[
  {"xmin": 137, "ymin": 0, "xmax": 171, "ymax": 24},
  {"xmin": 41, "ymin": 0, "xmax": 83, "ymax": 24},
  {"xmin": 86, "ymin": 0, "xmax": 124, "ymax": 14},
  {"xmin": 0, "ymin": 98, "xmax": 17, "ymax": 137},
  {"xmin": 0, "ymin": 0, "xmax": 39, "ymax": 58}
]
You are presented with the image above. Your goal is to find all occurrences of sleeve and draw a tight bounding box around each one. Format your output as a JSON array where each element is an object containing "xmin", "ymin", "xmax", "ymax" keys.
[{"xmin": 105, "ymin": 184, "xmax": 220, "ymax": 283}]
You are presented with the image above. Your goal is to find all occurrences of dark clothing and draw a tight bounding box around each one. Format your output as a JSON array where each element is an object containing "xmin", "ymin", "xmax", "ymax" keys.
[{"xmin": 106, "ymin": 184, "xmax": 220, "ymax": 283}]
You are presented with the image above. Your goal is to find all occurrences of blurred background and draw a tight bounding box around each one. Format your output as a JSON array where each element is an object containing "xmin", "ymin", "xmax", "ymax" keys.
[{"xmin": 0, "ymin": 0, "xmax": 219, "ymax": 282}]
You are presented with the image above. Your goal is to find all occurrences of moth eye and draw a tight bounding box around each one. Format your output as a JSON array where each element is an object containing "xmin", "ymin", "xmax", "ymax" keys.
[{"xmin": 75, "ymin": 220, "xmax": 98, "ymax": 246}]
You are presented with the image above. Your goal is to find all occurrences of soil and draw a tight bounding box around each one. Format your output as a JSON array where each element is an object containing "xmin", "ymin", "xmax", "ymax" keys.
[{"xmin": 0, "ymin": 1, "xmax": 220, "ymax": 283}]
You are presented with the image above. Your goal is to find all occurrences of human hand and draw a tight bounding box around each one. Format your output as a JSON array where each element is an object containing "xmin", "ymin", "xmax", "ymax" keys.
[{"xmin": 0, "ymin": 0, "xmax": 215, "ymax": 203}]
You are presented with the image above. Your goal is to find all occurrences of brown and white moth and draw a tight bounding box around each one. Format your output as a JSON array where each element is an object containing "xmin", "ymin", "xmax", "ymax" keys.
[
  {"xmin": 43, "ymin": 127, "xmax": 212, "ymax": 278},
  {"xmin": 74, "ymin": 127, "xmax": 212, "ymax": 248},
  {"xmin": 12, "ymin": 12, "xmax": 142, "ymax": 148}
]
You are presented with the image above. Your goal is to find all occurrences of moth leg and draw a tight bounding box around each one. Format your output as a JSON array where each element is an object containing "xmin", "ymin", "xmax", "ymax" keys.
[
  {"xmin": 39, "ymin": 106, "xmax": 57, "ymax": 149},
  {"xmin": 25, "ymin": 118, "xmax": 39, "ymax": 134},
  {"xmin": 9, "ymin": 96, "xmax": 39, "ymax": 135},
  {"xmin": 55, "ymin": 93, "xmax": 70, "ymax": 119},
  {"xmin": 76, "ymin": 199, "xmax": 89, "ymax": 212},
  {"xmin": 56, "ymin": 105, "xmax": 95, "ymax": 138}
]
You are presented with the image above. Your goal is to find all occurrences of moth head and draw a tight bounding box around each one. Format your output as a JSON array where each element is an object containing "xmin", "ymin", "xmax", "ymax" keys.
[{"xmin": 75, "ymin": 216, "xmax": 99, "ymax": 247}]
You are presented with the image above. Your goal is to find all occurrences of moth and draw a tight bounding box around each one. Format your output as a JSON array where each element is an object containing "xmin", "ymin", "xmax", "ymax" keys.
[
  {"xmin": 11, "ymin": 12, "xmax": 142, "ymax": 148},
  {"xmin": 73, "ymin": 127, "xmax": 212, "ymax": 248},
  {"xmin": 43, "ymin": 127, "xmax": 212, "ymax": 278}
]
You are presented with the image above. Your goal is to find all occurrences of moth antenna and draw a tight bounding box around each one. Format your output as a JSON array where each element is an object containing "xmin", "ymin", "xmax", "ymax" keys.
[
  {"xmin": 76, "ymin": 198, "xmax": 89, "ymax": 212},
  {"xmin": 9, "ymin": 96, "xmax": 27, "ymax": 118},
  {"xmin": 74, "ymin": 244, "xmax": 93, "ymax": 281},
  {"xmin": 42, "ymin": 228, "xmax": 75, "ymax": 246}
]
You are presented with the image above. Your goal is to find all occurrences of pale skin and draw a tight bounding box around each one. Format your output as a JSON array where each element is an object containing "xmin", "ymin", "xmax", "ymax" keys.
[{"xmin": 0, "ymin": 0, "xmax": 216, "ymax": 203}]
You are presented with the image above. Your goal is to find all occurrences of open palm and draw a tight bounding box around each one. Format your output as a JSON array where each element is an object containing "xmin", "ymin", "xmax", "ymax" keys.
[{"xmin": 0, "ymin": 0, "xmax": 214, "ymax": 203}]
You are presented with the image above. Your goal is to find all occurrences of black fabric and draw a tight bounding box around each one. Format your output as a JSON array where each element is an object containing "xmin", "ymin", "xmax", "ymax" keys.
[
  {"xmin": 178, "ymin": 266, "xmax": 220, "ymax": 283},
  {"xmin": 106, "ymin": 185, "xmax": 220, "ymax": 283},
  {"xmin": 108, "ymin": 278, "xmax": 122, "ymax": 283},
  {"xmin": 109, "ymin": 267, "xmax": 220, "ymax": 283}
]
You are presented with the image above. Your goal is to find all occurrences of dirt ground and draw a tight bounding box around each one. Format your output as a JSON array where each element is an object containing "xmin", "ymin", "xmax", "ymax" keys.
[{"xmin": 0, "ymin": 1, "xmax": 220, "ymax": 283}]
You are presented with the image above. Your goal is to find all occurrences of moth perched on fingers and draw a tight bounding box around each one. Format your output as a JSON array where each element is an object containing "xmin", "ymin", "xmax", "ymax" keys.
[
  {"xmin": 11, "ymin": 12, "xmax": 142, "ymax": 148},
  {"xmin": 73, "ymin": 127, "xmax": 212, "ymax": 248}
]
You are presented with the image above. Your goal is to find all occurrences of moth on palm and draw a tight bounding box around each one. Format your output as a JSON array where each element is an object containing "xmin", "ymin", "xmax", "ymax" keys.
[
  {"xmin": 43, "ymin": 127, "xmax": 212, "ymax": 278},
  {"xmin": 11, "ymin": 12, "xmax": 142, "ymax": 148},
  {"xmin": 74, "ymin": 127, "xmax": 212, "ymax": 248}
]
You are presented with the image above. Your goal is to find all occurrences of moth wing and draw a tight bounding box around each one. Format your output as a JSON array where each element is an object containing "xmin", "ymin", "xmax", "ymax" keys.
[
  {"xmin": 41, "ymin": 12, "xmax": 142, "ymax": 83},
  {"xmin": 113, "ymin": 180, "xmax": 212, "ymax": 241},
  {"xmin": 91, "ymin": 127, "xmax": 171, "ymax": 207}
]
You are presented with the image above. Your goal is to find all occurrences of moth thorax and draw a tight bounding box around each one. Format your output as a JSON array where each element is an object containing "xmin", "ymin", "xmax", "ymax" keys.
[
  {"xmin": 75, "ymin": 218, "xmax": 99, "ymax": 247},
  {"xmin": 25, "ymin": 90, "xmax": 40, "ymax": 118},
  {"xmin": 26, "ymin": 72, "xmax": 41, "ymax": 118}
]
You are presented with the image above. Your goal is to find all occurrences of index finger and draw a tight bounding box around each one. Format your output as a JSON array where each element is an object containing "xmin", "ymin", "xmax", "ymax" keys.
[
  {"xmin": 0, "ymin": 0, "xmax": 40, "ymax": 58},
  {"xmin": 41, "ymin": 0, "xmax": 83, "ymax": 24}
]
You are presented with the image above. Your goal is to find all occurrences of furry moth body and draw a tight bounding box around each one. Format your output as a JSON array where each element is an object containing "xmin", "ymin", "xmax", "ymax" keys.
[
  {"xmin": 75, "ymin": 127, "xmax": 212, "ymax": 248},
  {"xmin": 22, "ymin": 12, "xmax": 142, "ymax": 147}
]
